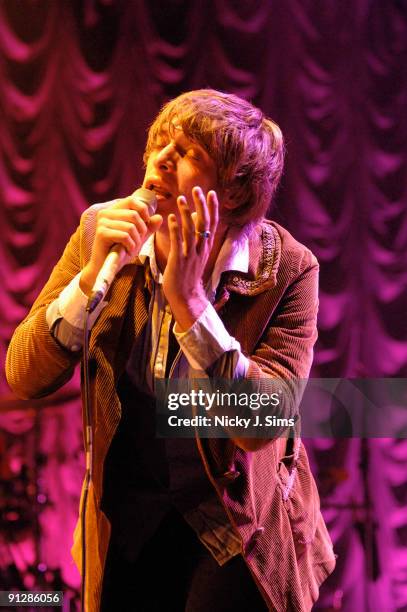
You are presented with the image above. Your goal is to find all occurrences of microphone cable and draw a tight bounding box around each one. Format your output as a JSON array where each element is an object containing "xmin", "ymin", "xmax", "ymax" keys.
[
  {"xmin": 78, "ymin": 187, "xmax": 156, "ymax": 610},
  {"xmin": 80, "ymin": 305, "xmax": 93, "ymax": 612}
]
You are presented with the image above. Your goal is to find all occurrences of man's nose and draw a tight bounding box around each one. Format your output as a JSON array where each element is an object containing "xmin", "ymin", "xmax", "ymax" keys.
[{"xmin": 154, "ymin": 143, "xmax": 177, "ymax": 171}]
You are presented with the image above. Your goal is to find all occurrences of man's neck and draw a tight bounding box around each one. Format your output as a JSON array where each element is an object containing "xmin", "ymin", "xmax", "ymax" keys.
[{"xmin": 154, "ymin": 223, "xmax": 228, "ymax": 285}]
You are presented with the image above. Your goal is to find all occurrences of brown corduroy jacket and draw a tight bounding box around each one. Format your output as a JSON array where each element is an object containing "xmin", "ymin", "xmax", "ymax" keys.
[{"xmin": 6, "ymin": 202, "xmax": 336, "ymax": 611}]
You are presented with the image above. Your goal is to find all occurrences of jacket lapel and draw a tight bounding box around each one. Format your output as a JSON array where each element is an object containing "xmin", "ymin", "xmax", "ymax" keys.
[
  {"xmin": 214, "ymin": 222, "xmax": 282, "ymax": 355},
  {"xmin": 90, "ymin": 263, "xmax": 148, "ymax": 377},
  {"xmin": 220, "ymin": 222, "xmax": 280, "ymax": 298}
]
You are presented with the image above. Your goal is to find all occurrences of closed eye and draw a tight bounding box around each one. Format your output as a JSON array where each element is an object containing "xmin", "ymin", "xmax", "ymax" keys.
[
  {"xmin": 178, "ymin": 146, "xmax": 201, "ymax": 161},
  {"xmin": 152, "ymin": 137, "xmax": 201, "ymax": 161}
]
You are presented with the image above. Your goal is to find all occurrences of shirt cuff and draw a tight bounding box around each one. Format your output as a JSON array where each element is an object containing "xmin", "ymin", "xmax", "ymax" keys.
[
  {"xmin": 173, "ymin": 302, "xmax": 249, "ymax": 376},
  {"xmin": 45, "ymin": 273, "xmax": 107, "ymax": 351}
]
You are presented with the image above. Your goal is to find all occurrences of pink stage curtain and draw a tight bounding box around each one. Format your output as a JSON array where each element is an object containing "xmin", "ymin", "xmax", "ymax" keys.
[{"xmin": 1, "ymin": 1, "xmax": 406, "ymax": 609}]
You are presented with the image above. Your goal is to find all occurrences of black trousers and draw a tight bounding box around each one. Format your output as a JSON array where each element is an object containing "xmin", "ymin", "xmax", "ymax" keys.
[{"xmin": 101, "ymin": 508, "xmax": 268, "ymax": 612}]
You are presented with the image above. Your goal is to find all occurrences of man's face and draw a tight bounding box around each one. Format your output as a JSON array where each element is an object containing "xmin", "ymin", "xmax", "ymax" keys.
[{"xmin": 143, "ymin": 125, "xmax": 220, "ymax": 217}]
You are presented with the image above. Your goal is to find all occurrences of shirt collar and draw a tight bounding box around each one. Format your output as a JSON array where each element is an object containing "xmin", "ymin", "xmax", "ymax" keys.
[
  {"xmin": 138, "ymin": 228, "xmax": 249, "ymax": 291},
  {"xmin": 138, "ymin": 234, "xmax": 163, "ymax": 283},
  {"xmin": 209, "ymin": 227, "xmax": 249, "ymax": 293}
]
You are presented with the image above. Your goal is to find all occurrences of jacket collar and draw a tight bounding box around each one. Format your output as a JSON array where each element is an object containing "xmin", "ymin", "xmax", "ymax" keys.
[{"xmin": 219, "ymin": 220, "xmax": 281, "ymax": 297}]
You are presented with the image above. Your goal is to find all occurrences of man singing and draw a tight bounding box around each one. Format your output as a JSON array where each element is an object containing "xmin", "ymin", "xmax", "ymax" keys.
[{"xmin": 6, "ymin": 89, "xmax": 335, "ymax": 611}]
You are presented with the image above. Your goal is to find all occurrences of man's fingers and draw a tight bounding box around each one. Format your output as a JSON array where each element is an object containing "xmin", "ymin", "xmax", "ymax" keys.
[
  {"xmin": 192, "ymin": 186, "xmax": 210, "ymax": 233},
  {"xmin": 146, "ymin": 214, "xmax": 163, "ymax": 237},
  {"xmin": 95, "ymin": 227, "xmax": 137, "ymax": 256},
  {"xmin": 168, "ymin": 213, "xmax": 182, "ymax": 258},
  {"xmin": 177, "ymin": 196, "xmax": 195, "ymax": 254},
  {"xmin": 113, "ymin": 195, "xmax": 150, "ymax": 223},
  {"xmin": 207, "ymin": 190, "xmax": 219, "ymax": 234},
  {"xmin": 98, "ymin": 208, "xmax": 149, "ymax": 229},
  {"xmin": 192, "ymin": 186, "xmax": 217, "ymax": 253},
  {"xmin": 100, "ymin": 217, "xmax": 147, "ymax": 236}
]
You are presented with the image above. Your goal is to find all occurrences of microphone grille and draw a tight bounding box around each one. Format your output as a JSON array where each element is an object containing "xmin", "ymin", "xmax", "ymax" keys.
[{"xmin": 134, "ymin": 187, "xmax": 157, "ymax": 216}]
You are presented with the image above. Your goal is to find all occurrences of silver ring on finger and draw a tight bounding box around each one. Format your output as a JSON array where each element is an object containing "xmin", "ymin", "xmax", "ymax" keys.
[{"xmin": 195, "ymin": 229, "xmax": 211, "ymax": 238}]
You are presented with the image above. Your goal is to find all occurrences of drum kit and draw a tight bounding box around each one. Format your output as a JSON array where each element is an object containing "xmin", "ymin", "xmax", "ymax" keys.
[{"xmin": 0, "ymin": 395, "xmax": 80, "ymax": 607}]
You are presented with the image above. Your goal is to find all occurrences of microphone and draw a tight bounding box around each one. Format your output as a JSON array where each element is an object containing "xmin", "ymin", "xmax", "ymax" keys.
[{"xmin": 86, "ymin": 187, "xmax": 157, "ymax": 313}]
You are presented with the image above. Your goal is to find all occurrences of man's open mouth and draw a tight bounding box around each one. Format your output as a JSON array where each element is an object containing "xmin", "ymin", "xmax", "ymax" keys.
[{"xmin": 146, "ymin": 182, "xmax": 172, "ymax": 199}]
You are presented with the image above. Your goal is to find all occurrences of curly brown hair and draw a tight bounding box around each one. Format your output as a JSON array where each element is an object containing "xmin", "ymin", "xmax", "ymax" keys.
[{"xmin": 144, "ymin": 89, "xmax": 285, "ymax": 229}]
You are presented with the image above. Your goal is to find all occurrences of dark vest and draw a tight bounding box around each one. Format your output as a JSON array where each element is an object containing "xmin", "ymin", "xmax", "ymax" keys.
[{"xmin": 101, "ymin": 329, "xmax": 215, "ymax": 562}]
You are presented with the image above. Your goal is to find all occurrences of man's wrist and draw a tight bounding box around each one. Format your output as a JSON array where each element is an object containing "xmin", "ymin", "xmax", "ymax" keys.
[
  {"xmin": 169, "ymin": 293, "xmax": 209, "ymax": 332},
  {"xmin": 79, "ymin": 263, "xmax": 99, "ymax": 297}
]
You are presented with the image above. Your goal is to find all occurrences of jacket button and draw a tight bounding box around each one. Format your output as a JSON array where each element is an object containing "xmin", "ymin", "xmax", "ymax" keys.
[
  {"xmin": 217, "ymin": 469, "xmax": 241, "ymax": 487},
  {"xmin": 223, "ymin": 469, "xmax": 241, "ymax": 481}
]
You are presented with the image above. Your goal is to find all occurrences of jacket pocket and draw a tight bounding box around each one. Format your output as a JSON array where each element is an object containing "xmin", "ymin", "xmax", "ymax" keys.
[{"xmin": 277, "ymin": 443, "xmax": 319, "ymax": 552}]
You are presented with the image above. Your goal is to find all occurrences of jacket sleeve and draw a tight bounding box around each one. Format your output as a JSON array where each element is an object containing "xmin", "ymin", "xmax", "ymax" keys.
[
  {"xmin": 247, "ymin": 259, "xmax": 319, "ymax": 381},
  {"xmin": 6, "ymin": 223, "xmax": 84, "ymax": 400}
]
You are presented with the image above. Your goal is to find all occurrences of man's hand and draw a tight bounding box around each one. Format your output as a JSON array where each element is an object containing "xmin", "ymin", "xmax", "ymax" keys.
[
  {"xmin": 163, "ymin": 186, "xmax": 219, "ymax": 331},
  {"xmin": 80, "ymin": 191, "xmax": 163, "ymax": 295}
]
